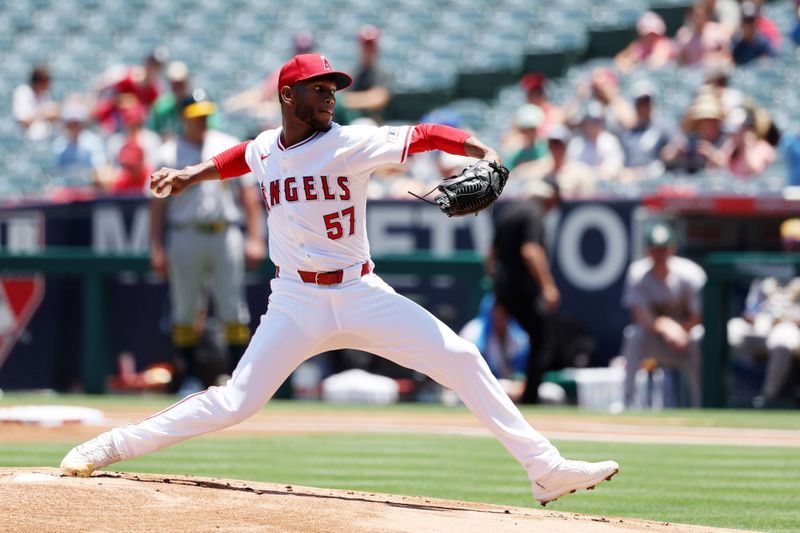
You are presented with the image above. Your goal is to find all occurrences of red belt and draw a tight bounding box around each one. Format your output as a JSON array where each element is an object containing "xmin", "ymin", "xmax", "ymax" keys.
[{"xmin": 277, "ymin": 261, "xmax": 371, "ymax": 285}]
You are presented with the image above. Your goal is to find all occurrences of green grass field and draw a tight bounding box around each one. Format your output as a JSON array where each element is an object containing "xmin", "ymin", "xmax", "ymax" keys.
[{"xmin": 2, "ymin": 394, "xmax": 799, "ymax": 532}]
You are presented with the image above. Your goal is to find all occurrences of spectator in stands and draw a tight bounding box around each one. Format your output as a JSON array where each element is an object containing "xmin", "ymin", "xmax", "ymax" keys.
[
  {"xmin": 751, "ymin": 0, "xmax": 782, "ymax": 49},
  {"xmin": 520, "ymin": 125, "xmax": 595, "ymax": 199},
  {"xmin": 704, "ymin": 67, "xmax": 745, "ymax": 117},
  {"xmin": 676, "ymin": 3, "xmax": 732, "ymax": 67},
  {"xmin": 149, "ymin": 61, "xmax": 218, "ymax": 138},
  {"xmin": 459, "ymin": 294, "xmax": 530, "ymax": 403},
  {"xmin": 223, "ymin": 32, "xmax": 315, "ymax": 125},
  {"xmin": 505, "ymin": 104, "xmax": 549, "ymax": 172},
  {"xmin": 52, "ymin": 102, "xmax": 109, "ymax": 188},
  {"xmin": 567, "ymin": 102, "xmax": 625, "ymax": 181},
  {"xmin": 780, "ymin": 124, "xmax": 800, "ymax": 187},
  {"xmin": 109, "ymin": 139, "xmax": 149, "ymax": 194},
  {"xmin": 566, "ymin": 68, "xmax": 636, "ymax": 131},
  {"xmin": 721, "ymin": 107, "xmax": 775, "ymax": 178},
  {"xmin": 727, "ymin": 218, "xmax": 800, "ymax": 408},
  {"xmin": 662, "ymin": 90, "xmax": 728, "ymax": 174},
  {"xmin": 149, "ymin": 61, "xmax": 191, "ymax": 138},
  {"xmin": 488, "ymin": 176, "xmax": 561, "ymax": 403},
  {"xmin": 621, "ymin": 223, "xmax": 706, "ymax": 408},
  {"xmin": 615, "ymin": 11, "xmax": 676, "ymax": 73},
  {"xmin": 732, "ymin": 2, "xmax": 778, "ymax": 65},
  {"xmin": 620, "ymin": 81, "xmax": 676, "ymax": 182},
  {"xmin": 519, "ymin": 73, "xmax": 563, "ymax": 133},
  {"xmin": 114, "ymin": 50, "xmax": 166, "ymax": 111},
  {"xmin": 12, "ymin": 65, "xmax": 59, "ymax": 141},
  {"xmin": 792, "ymin": 0, "xmax": 800, "ymax": 46},
  {"xmin": 93, "ymin": 50, "xmax": 166, "ymax": 134},
  {"xmin": 107, "ymin": 101, "xmax": 161, "ymax": 174},
  {"xmin": 748, "ymin": 102, "xmax": 782, "ymax": 148},
  {"xmin": 341, "ymin": 25, "xmax": 392, "ymax": 122},
  {"xmin": 702, "ymin": 0, "xmax": 741, "ymax": 35}
]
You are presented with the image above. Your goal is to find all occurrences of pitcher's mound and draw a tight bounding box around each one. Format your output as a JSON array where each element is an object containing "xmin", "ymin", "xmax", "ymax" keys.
[{"xmin": 0, "ymin": 468, "xmax": 738, "ymax": 532}]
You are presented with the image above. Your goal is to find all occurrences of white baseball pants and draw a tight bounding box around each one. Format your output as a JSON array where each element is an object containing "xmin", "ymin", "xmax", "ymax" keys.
[
  {"xmin": 110, "ymin": 269, "xmax": 562, "ymax": 480},
  {"xmin": 728, "ymin": 317, "xmax": 800, "ymax": 400}
]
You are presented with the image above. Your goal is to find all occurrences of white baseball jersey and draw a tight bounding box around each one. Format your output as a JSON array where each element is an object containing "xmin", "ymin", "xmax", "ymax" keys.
[{"xmin": 243, "ymin": 122, "xmax": 413, "ymax": 271}]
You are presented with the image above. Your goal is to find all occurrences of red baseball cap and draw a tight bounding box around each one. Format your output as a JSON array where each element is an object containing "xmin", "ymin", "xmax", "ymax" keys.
[
  {"xmin": 520, "ymin": 72, "xmax": 546, "ymax": 92},
  {"xmin": 277, "ymin": 54, "xmax": 352, "ymax": 93}
]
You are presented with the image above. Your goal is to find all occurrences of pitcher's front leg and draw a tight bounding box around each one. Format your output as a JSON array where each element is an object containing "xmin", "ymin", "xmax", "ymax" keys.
[{"xmin": 61, "ymin": 309, "xmax": 315, "ymax": 476}]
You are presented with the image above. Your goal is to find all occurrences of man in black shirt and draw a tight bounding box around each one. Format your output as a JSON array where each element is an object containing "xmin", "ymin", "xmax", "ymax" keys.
[
  {"xmin": 489, "ymin": 176, "xmax": 561, "ymax": 403},
  {"xmin": 341, "ymin": 25, "xmax": 391, "ymax": 121}
]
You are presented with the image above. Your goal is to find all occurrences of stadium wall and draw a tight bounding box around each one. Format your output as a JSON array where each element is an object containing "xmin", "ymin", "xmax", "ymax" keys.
[{"xmin": 0, "ymin": 195, "xmax": 794, "ymax": 393}]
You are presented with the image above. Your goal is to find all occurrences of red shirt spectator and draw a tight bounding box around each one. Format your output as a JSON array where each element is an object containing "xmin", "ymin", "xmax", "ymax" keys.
[
  {"xmin": 519, "ymin": 73, "xmax": 563, "ymax": 134},
  {"xmin": 114, "ymin": 67, "xmax": 160, "ymax": 109},
  {"xmin": 111, "ymin": 140, "xmax": 150, "ymax": 193},
  {"xmin": 93, "ymin": 52, "xmax": 165, "ymax": 134}
]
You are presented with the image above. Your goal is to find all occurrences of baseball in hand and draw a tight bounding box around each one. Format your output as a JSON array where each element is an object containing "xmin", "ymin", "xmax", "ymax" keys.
[{"xmin": 150, "ymin": 182, "xmax": 172, "ymax": 199}]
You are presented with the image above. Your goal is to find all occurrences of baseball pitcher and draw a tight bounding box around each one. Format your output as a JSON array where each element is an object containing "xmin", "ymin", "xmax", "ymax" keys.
[{"xmin": 62, "ymin": 54, "xmax": 618, "ymax": 506}]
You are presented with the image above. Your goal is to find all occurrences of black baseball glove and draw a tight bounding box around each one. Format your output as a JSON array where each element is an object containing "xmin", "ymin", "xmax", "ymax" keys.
[{"xmin": 433, "ymin": 160, "xmax": 509, "ymax": 217}]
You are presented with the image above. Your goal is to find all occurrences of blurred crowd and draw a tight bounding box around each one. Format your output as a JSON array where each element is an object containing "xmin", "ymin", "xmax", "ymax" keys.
[
  {"xmin": 497, "ymin": 0, "xmax": 800, "ymax": 201},
  {"xmin": 9, "ymin": 24, "xmax": 394, "ymax": 201},
  {"xmin": 8, "ymin": 0, "xmax": 800, "ymax": 203}
]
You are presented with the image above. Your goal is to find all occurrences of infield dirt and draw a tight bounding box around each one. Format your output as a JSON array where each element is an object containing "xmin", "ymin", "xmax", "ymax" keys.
[{"xmin": 0, "ymin": 468, "xmax": 751, "ymax": 532}]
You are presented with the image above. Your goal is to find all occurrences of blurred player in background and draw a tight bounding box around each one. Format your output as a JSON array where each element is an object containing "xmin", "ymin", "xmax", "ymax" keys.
[
  {"xmin": 149, "ymin": 90, "xmax": 265, "ymax": 395},
  {"xmin": 621, "ymin": 223, "xmax": 707, "ymax": 408},
  {"xmin": 728, "ymin": 218, "xmax": 800, "ymax": 408}
]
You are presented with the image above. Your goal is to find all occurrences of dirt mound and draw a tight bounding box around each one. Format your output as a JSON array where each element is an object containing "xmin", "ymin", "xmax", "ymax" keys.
[{"xmin": 0, "ymin": 468, "xmax": 743, "ymax": 532}]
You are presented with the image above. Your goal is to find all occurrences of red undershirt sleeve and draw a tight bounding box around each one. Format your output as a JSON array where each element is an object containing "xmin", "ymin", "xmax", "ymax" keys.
[
  {"xmin": 212, "ymin": 141, "xmax": 252, "ymax": 179},
  {"xmin": 407, "ymin": 124, "xmax": 471, "ymax": 156}
]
